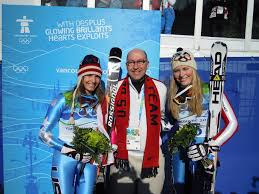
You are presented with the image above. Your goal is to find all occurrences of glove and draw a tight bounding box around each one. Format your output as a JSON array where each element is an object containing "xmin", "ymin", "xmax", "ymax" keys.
[
  {"xmin": 81, "ymin": 153, "xmax": 92, "ymax": 163},
  {"xmin": 187, "ymin": 143, "xmax": 209, "ymax": 161},
  {"xmin": 61, "ymin": 144, "xmax": 92, "ymax": 162},
  {"xmin": 115, "ymin": 158, "xmax": 130, "ymax": 172},
  {"xmin": 61, "ymin": 144, "xmax": 76, "ymax": 154},
  {"xmin": 187, "ymin": 142, "xmax": 220, "ymax": 162}
]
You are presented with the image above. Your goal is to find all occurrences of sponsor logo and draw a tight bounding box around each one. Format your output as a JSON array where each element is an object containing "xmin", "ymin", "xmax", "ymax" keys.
[
  {"xmin": 107, "ymin": 84, "xmax": 117, "ymax": 128},
  {"xmin": 14, "ymin": 16, "xmax": 37, "ymax": 44},
  {"xmin": 211, "ymin": 52, "xmax": 223, "ymax": 104}
]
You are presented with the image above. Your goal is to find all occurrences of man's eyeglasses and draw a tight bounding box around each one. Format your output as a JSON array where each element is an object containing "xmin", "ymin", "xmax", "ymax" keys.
[
  {"xmin": 173, "ymin": 85, "xmax": 193, "ymax": 105},
  {"xmin": 171, "ymin": 51, "xmax": 192, "ymax": 63},
  {"xmin": 126, "ymin": 60, "xmax": 147, "ymax": 66}
]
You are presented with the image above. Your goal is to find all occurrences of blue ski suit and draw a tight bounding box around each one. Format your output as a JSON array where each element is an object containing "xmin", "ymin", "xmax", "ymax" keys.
[
  {"xmin": 39, "ymin": 92, "xmax": 109, "ymax": 194},
  {"xmin": 172, "ymin": 84, "xmax": 238, "ymax": 193}
]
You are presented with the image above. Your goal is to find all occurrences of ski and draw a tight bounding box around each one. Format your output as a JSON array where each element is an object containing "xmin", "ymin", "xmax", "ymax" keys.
[
  {"xmin": 103, "ymin": 47, "xmax": 122, "ymax": 188},
  {"xmin": 106, "ymin": 47, "xmax": 122, "ymax": 134},
  {"xmin": 207, "ymin": 41, "xmax": 228, "ymax": 193}
]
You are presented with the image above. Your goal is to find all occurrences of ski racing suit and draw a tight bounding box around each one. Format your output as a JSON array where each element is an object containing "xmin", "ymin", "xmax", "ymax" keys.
[
  {"xmin": 39, "ymin": 92, "xmax": 109, "ymax": 194},
  {"xmin": 172, "ymin": 84, "xmax": 238, "ymax": 194}
]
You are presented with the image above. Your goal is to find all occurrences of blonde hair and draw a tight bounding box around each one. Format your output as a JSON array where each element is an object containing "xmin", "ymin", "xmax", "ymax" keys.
[{"xmin": 168, "ymin": 69, "xmax": 203, "ymax": 119}]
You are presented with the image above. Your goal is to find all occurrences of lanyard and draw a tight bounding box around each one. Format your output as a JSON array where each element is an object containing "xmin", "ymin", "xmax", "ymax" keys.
[{"xmin": 138, "ymin": 90, "xmax": 145, "ymax": 127}]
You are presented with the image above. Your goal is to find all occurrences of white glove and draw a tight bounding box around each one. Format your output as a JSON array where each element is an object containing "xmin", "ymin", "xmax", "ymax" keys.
[
  {"xmin": 61, "ymin": 145, "xmax": 92, "ymax": 163},
  {"xmin": 61, "ymin": 145, "xmax": 76, "ymax": 154},
  {"xmin": 187, "ymin": 142, "xmax": 220, "ymax": 162},
  {"xmin": 82, "ymin": 153, "xmax": 92, "ymax": 163},
  {"xmin": 187, "ymin": 143, "xmax": 209, "ymax": 161}
]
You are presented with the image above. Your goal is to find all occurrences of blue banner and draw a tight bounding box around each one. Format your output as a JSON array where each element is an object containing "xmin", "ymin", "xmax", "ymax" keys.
[{"xmin": 2, "ymin": 5, "xmax": 161, "ymax": 194}]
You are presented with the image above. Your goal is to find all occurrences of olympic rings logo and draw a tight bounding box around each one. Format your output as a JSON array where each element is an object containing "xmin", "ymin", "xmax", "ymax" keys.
[
  {"xmin": 13, "ymin": 65, "xmax": 29, "ymax": 73},
  {"xmin": 18, "ymin": 38, "xmax": 31, "ymax": 44}
]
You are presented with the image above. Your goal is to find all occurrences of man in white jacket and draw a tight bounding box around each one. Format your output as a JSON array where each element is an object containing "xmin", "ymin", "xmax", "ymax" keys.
[{"xmin": 107, "ymin": 48, "xmax": 168, "ymax": 194}]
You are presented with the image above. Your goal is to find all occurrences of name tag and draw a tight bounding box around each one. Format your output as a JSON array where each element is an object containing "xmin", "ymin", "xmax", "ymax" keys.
[{"xmin": 126, "ymin": 127, "xmax": 141, "ymax": 151}]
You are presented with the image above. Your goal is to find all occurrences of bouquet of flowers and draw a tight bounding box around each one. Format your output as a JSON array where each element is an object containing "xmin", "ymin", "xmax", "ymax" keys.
[
  {"xmin": 168, "ymin": 122, "xmax": 199, "ymax": 154},
  {"xmin": 71, "ymin": 126, "xmax": 112, "ymax": 164}
]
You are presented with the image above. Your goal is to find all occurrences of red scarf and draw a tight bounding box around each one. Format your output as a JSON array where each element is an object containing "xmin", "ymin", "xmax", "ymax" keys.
[{"xmin": 113, "ymin": 76, "xmax": 161, "ymax": 169}]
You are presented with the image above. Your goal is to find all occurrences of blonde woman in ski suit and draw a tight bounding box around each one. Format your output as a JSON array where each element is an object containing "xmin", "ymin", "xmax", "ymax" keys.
[{"xmin": 168, "ymin": 48, "xmax": 238, "ymax": 194}]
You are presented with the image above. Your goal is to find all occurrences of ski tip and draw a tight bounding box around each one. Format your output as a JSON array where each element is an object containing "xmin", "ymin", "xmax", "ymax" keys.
[
  {"xmin": 212, "ymin": 41, "xmax": 228, "ymax": 49},
  {"xmin": 110, "ymin": 47, "xmax": 122, "ymax": 58},
  {"xmin": 176, "ymin": 47, "xmax": 183, "ymax": 52}
]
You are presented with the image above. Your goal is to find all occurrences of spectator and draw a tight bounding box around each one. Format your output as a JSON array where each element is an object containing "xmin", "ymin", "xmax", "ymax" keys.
[
  {"xmin": 161, "ymin": 0, "xmax": 176, "ymax": 34},
  {"xmin": 107, "ymin": 48, "xmax": 168, "ymax": 194}
]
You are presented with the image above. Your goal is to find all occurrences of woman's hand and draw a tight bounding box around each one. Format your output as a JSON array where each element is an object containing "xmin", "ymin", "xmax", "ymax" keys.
[
  {"xmin": 61, "ymin": 145, "xmax": 76, "ymax": 154},
  {"xmin": 82, "ymin": 153, "xmax": 92, "ymax": 163}
]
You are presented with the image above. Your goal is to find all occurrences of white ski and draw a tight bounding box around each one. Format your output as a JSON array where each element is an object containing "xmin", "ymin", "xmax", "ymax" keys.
[
  {"xmin": 106, "ymin": 47, "xmax": 122, "ymax": 134},
  {"xmin": 208, "ymin": 41, "xmax": 227, "ymax": 193}
]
